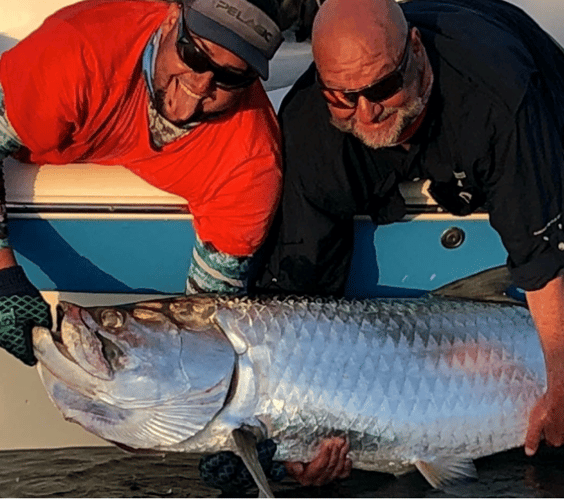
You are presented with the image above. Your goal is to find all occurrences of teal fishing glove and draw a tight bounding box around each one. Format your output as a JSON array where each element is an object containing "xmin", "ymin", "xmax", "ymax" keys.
[
  {"xmin": 199, "ymin": 439, "xmax": 286, "ymax": 494},
  {"xmin": 0, "ymin": 266, "xmax": 52, "ymax": 366}
]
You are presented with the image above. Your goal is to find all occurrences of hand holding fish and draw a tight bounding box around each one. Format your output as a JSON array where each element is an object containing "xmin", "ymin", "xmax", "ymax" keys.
[
  {"xmin": 284, "ymin": 437, "xmax": 353, "ymax": 486},
  {"xmin": 0, "ymin": 264, "xmax": 52, "ymax": 365},
  {"xmin": 524, "ymin": 273, "xmax": 564, "ymax": 455},
  {"xmin": 525, "ymin": 384, "xmax": 564, "ymax": 455}
]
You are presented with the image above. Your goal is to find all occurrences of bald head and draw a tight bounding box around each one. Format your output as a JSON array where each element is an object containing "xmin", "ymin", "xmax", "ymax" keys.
[{"xmin": 312, "ymin": 0, "xmax": 408, "ymax": 89}]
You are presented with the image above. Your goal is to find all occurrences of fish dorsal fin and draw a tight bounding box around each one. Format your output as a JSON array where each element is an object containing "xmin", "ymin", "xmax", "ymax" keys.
[
  {"xmin": 414, "ymin": 456, "xmax": 478, "ymax": 490},
  {"xmin": 431, "ymin": 266, "xmax": 525, "ymax": 306},
  {"xmin": 232, "ymin": 428, "xmax": 274, "ymax": 498}
]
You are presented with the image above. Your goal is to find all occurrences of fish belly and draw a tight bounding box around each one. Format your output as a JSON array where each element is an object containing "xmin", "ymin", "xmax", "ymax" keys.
[{"xmin": 216, "ymin": 297, "xmax": 546, "ymax": 472}]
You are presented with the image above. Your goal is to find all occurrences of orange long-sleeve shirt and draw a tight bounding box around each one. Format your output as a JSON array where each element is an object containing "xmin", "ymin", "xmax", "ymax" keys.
[{"xmin": 0, "ymin": 0, "xmax": 282, "ymax": 256}]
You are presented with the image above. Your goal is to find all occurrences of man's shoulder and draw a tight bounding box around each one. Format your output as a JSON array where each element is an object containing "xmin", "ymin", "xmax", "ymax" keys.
[
  {"xmin": 403, "ymin": 0, "xmax": 562, "ymax": 83},
  {"xmin": 274, "ymin": 63, "xmax": 349, "ymax": 186},
  {"xmin": 401, "ymin": 0, "xmax": 534, "ymax": 29},
  {"xmin": 2, "ymin": 0, "xmax": 168, "ymax": 90},
  {"xmin": 403, "ymin": 0, "xmax": 556, "ymax": 112},
  {"xmin": 279, "ymin": 63, "xmax": 318, "ymax": 117},
  {"xmin": 44, "ymin": 0, "xmax": 168, "ymax": 48},
  {"xmin": 277, "ymin": 62, "xmax": 338, "ymax": 144},
  {"xmin": 5, "ymin": 0, "xmax": 168, "ymax": 58},
  {"xmin": 50, "ymin": 0, "xmax": 169, "ymax": 25}
]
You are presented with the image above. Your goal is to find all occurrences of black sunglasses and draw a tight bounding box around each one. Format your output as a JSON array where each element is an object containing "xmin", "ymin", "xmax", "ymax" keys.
[
  {"xmin": 318, "ymin": 28, "xmax": 412, "ymax": 109},
  {"xmin": 176, "ymin": 16, "xmax": 258, "ymax": 90}
]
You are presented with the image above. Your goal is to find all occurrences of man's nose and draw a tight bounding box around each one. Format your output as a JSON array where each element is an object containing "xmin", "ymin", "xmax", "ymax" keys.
[
  {"xmin": 354, "ymin": 95, "xmax": 385, "ymax": 123},
  {"xmin": 190, "ymin": 70, "xmax": 215, "ymax": 96}
]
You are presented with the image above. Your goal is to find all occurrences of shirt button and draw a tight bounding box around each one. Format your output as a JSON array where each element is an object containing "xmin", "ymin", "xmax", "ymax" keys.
[{"xmin": 558, "ymin": 242, "xmax": 564, "ymax": 251}]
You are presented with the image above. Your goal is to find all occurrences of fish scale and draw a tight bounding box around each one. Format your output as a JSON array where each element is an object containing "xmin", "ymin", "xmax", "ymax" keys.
[{"xmin": 212, "ymin": 296, "xmax": 546, "ymax": 471}]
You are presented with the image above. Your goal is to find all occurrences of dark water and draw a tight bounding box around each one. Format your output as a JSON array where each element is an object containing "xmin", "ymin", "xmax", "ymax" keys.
[{"xmin": 2, "ymin": 445, "xmax": 564, "ymax": 497}]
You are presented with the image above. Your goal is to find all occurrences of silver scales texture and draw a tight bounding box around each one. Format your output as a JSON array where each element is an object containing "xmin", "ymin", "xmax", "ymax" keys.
[{"xmin": 213, "ymin": 296, "xmax": 546, "ymax": 473}]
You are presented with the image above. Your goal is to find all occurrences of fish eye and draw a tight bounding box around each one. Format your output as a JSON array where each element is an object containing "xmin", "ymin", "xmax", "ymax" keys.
[{"xmin": 100, "ymin": 310, "xmax": 124, "ymax": 329}]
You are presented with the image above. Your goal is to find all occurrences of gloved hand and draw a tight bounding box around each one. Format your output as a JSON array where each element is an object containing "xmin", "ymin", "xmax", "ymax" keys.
[
  {"xmin": 199, "ymin": 439, "xmax": 286, "ymax": 494},
  {"xmin": 0, "ymin": 266, "xmax": 52, "ymax": 365}
]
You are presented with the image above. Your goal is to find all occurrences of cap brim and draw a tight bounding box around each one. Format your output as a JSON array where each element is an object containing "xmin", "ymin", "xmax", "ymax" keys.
[{"xmin": 185, "ymin": 9, "xmax": 269, "ymax": 80}]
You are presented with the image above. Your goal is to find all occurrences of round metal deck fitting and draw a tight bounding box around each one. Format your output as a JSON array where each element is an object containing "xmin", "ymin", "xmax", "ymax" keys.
[{"xmin": 441, "ymin": 227, "xmax": 465, "ymax": 249}]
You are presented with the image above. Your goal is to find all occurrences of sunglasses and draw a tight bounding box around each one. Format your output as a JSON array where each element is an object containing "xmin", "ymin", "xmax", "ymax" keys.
[
  {"xmin": 318, "ymin": 29, "xmax": 412, "ymax": 109},
  {"xmin": 176, "ymin": 16, "xmax": 258, "ymax": 90}
]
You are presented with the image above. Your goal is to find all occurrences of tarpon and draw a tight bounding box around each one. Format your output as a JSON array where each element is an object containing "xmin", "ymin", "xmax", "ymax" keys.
[{"xmin": 32, "ymin": 267, "xmax": 546, "ymax": 497}]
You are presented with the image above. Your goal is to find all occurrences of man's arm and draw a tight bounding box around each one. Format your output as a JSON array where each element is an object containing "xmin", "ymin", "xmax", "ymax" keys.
[
  {"xmin": 0, "ymin": 83, "xmax": 52, "ymax": 365},
  {"xmin": 0, "ymin": 85, "xmax": 27, "ymax": 269},
  {"xmin": 0, "ymin": 82, "xmax": 20, "ymax": 268},
  {"xmin": 525, "ymin": 272, "xmax": 564, "ymax": 454},
  {"xmin": 185, "ymin": 235, "xmax": 253, "ymax": 294},
  {"xmin": 483, "ymin": 74, "xmax": 564, "ymax": 453},
  {"xmin": 255, "ymin": 65, "xmax": 357, "ymax": 296}
]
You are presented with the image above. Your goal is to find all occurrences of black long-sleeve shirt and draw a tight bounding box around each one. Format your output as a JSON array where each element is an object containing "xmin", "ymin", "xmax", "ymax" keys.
[{"xmin": 256, "ymin": 0, "xmax": 564, "ymax": 295}]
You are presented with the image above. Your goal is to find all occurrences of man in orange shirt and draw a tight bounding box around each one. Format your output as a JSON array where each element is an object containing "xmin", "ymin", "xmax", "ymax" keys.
[{"xmin": 0, "ymin": 0, "xmax": 282, "ymax": 361}]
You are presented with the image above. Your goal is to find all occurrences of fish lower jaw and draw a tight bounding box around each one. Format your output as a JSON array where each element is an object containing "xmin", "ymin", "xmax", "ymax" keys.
[{"xmin": 33, "ymin": 326, "xmax": 75, "ymax": 365}]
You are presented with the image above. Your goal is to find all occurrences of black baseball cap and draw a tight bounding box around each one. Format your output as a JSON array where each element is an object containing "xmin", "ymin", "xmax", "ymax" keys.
[{"xmin": 183, "ymin": 0, "xmax": 284, "ymax": 79}]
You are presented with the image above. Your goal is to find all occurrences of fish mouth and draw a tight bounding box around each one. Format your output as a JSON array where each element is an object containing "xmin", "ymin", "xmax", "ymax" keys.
[
  {"xmin": 47, "ymin": 317, "xmax": 74, "ymax": 364},
  {"xmin": 34, "ymin": 303, "xmax": 115, "ymax": 381}
]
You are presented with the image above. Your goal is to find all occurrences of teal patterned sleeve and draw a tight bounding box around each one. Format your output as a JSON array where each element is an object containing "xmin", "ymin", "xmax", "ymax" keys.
[
  {"xmin": 0, "ymin": 83, "xmax": 22, "ymax": 159},
  {"xmin": 0, "ymin": 83, "xmax": 23, "ymax": 248},
  {"xmin": 186, "ymin": 235, "xmax": 253, "ymax": 294}
]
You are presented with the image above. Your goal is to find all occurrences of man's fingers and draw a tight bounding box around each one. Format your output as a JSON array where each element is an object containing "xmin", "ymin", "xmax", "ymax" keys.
[
  {"xmin": 543, "ymin": 422, "xmax": 564, "ymax": 447},
  {"xmin": 339, "ymin": 458, "xmax": 353, "ymax": 479},
  {"xmin": 525, "ymin": 423, "xmax": 543, "ymax": 456},
  {"xmin": 331, "ymin": 438, "xmax": 352, "ymax": 481},
  {"xmin": 284, "ymin": 461, "xmax": 305, "ymax": 478},
  {"xmin": 284, "ymin": 443, "xmax": 329, "ymax": 487},
  {"xmin": 311, "ymin": 438, "xmax": 345, "ymax": 486},
  {"xmin": 525, "ymin": 401, "xmax": 545, "ymax": 456},
  {"xmin": 307, "ymin": 439, "xmax": 340, "ymax": 486},
  {"xmin": 525, "ymin": 436, "xmax": 540, "ymax": 456},
  {"xmin": 326, "ymin": 438, "xmax": 345, "ymax": 470},
  {"xmin": 284, "ymin": 437, "xmax": 351, "ymax": 487}
]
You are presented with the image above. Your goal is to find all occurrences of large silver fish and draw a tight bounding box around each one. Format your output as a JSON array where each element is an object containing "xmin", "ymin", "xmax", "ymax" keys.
[{"xmin": 32, "ymin": 268, "xmax": 546, "ymax": 497}]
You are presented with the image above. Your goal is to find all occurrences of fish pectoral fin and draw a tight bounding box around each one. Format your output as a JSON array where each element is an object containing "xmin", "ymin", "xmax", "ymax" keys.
[
  {"xmin": 414, "ymin": 456, "xmax": 478, "ymax": 491},
  {"xmin": 232, "ymin": 428, "xmax": 275, "ymax": 498}
]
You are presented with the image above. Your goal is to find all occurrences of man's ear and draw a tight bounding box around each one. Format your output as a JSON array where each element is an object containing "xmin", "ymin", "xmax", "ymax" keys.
[
  {"xmin": 410, "ymin": 26, "xmax": 425, "ymax": 57},
  {"xmin": 162, "ymin": 2, "xmax": 182, "ymax": 34}
]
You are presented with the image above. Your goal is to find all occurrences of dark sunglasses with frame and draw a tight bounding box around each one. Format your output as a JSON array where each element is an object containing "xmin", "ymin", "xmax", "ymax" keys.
[
  {"xmin": 318, "ymin": 26, "xmax": 413, "ymax": 109},
  {"xmin": 176, "ymin": 13, "xmax": 259, "ymax": 90}
]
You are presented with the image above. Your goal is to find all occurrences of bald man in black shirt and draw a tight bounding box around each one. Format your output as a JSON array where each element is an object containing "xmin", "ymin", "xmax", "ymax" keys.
[{"xmin": 256, "ymin": 0, "xmax": 564, "ymax": 483}]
